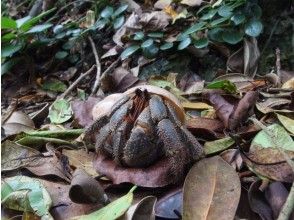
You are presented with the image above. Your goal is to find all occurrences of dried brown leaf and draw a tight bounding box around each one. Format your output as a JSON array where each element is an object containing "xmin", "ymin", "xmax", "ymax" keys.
[{"xmin": 183, "ymin": 156, "xmax": 241, "ymax": 220}]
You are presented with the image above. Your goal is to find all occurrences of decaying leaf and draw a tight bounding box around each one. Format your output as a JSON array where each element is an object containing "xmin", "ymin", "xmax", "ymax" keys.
[
  {"xmin": 2, "ymin": 176, "xmax": 53, "ymax": 219},
  {"xmin": 124, "ymin": 196, "xmax": 157, "ymax": 220},
  {"xmin": 204, "ymin": 137, "xmax": 235, "ymax": 155},
  {"xmin": 63, "ymin": 149, "xmax": 98, "ymax": 177},
  {"xmin": 69, "ymin": 168, "xmax": 109, "ymax": 204},
  {"xmin": 93, "ymin": 153, "xmax": 176, "ymax": 187},
  {"xmin": 48, "ymin": 99, "xmax": 73, "ymax": 124},
  {"xmin": 139, "ymin": 11, "xmax": 171, "ymax": 31},
  {"xmin": 248, "ymin": 180, "xmax": 273, "ymax": 220},
  {"xmin": 220, "ymin": 149, "xmax": 243, "ymax": 171},
  {"xmin": 72, "ymin": 186, "xmax": 136, "ymax": 220},
  {"xmin": 276, "ymin": 113, "xmax": 294, "ymax": 135},
  {"xmin": 183, "ymin": 156, "xmax": 241, "ymax": 220}
]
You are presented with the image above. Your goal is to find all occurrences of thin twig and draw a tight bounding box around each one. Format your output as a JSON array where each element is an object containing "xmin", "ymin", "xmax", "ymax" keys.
[
  {"xmin": 275, "ymin": 48, "xmax": 281, "ymax": 80},
  {"xmin": 249, "ymin": 117, "xmax": 294, "ymax": 220},
  {"xmin": 88, "ymin": 36, "xmax": 102, "ymax": 95},
  {"xmin": 58, "ymin": 65, "xmax": 95, "ymax": 99}
]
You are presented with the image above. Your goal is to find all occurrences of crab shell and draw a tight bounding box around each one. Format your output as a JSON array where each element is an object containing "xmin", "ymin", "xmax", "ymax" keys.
[{"xmin": 92, "ymin": 85, "xmax": 185, "ymax": 124}]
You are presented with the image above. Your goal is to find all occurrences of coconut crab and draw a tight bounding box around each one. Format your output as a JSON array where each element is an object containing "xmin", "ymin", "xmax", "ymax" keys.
[{"xmin": 85, "ymin": 85, "xmax": 204, "ymax": 180}]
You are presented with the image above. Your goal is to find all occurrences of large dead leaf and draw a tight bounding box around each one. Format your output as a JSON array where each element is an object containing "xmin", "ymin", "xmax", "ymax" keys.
[
  {"xmin": 63, "ymin": 149, "xmax": 98, "ymax": 177},
  {"xmin": 71, "ymin": 97, "xmax": 102, "ymax": 127},
  {"xmin": 139, "ymin": 11, "xmax": 171, "ymax": 31},
  {"xmin": 183, "ymin": 156, "xmax": 241, "ymax": 220},
  {"xmin": 93, "ymin": 153, "xmax": 177, "ymax": 187}
]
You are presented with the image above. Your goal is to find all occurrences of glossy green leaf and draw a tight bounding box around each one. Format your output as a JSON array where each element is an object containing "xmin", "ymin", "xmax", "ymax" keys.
[
  {"xmin": 147, "ymin": 32, "xmax": 164, "ymax": 38},
  {"xmin": 48, "ymin": 99, "xmax": 72, "ymax": 124},
  {"xmin": 133, "ymin": 31, "xmax": 144, "ymax": 40},
  {"xmin": 141, "ymin": 39, "xmax": 154, "ymax": 48},
  {"xmin": 245, "ymin": 19, "xmax": 263, "ymax": 37},
  {"xmin": 113, "ymin": 4, "xmax": 128, "ymax": 17},
  {"xmin": 121, "ymin": 45, "xmax": 140, "ymax": 60},
  {"xmin": 218, "ymin": 5, "xmax": 233, "ymax": 17},
  {"xmin": 182, "ymin": 21, "xmax": 206, "ymax": 35},
  {"xmin": 1, "ymin": 43, "xmax": 22, "ymax": 57},
  {"xmin": 208, "ymin": 28, "xmax": 224, "ymax": 42},
  {"xmin": 19, "ymin": 8, "xmax": 56, "ymax": 31},
  {"xmin": 1, "ymin": 58, "xmax": 21, "ymax": 75},
  {"xmin": 231, "ymin": 13, "xmax": 245, "ymax": 25},
  {"xmin": 16, "ymin": 16, "xmax": 31, "ymax": 28},
  {"xmin": 101, "ymin": 6, "xmax": 114, "ymax": 18},
  {"xmin": 178, "ymin": 37, "xmax": 191, "ymax": 50},
  {"xmin": 194, "ymin": 38, "xmax": 209, "ymax": 48},
  {"xmin": 1, "ymin": 33, "xmax": 17, "ymax": 41},
  {"xmin": 26, "ymin": 23, "xmax": 52, "ymax": 33},
  {"xmin": 53, "ymin": 24, "xmax": 64, "ymax": 34},
  {"xmin": 113, "ymin": 16, "xmax": 125, "ymax": 29},
  {"xmin": 1, "ymin": 17, "xmax": 17, "ymax": 29},
  {"xmin": 55, "ymin": 51, "xmax": 68, "ymax": 59},
  {"xmin": 142, "ymin": 44, "xmax": 159, "ymax": 58},
  {"xmin": 206, "ymin": 80, "xmax": 237, "ymax": 93},
  {"xmin": 72, "ymin": 186, "xmax": 137, "ymax": 220},
  {"xmin": 94, "ymin": 18, "xmax": 108, "ymax": 30},
  {"xmin": 200, "ymin": 9, "xmax": 217, "ymax": 20},
  {"xmin": 210, "ymin": 17, "xmax": 228, "ymax": 27},
  {"xmin": 222, "ymin": 30, "xmax": 243, "ymax": 44},
  {"xmin": 160, "ymin": 42, "xmax": 173, "ymax": 50},
  {"xmin": 1, "ymin": 176, "xmax": 53, "ymax": 219}
]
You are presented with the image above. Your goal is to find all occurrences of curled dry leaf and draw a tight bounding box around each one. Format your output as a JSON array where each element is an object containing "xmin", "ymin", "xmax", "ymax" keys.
[
  {"xmin": 93, "ymin": 153, "xmax": 176, "ymax": 187},
  {"xmin": 123, "ymin": 196, "xmax": 157, "ymax": 220},
  {"xmin": 264, "ymin": 182, "xmax": 289, "ymax": 219},
  {"xmin": 248, "ymin": 180, "xmax": 273, "ymax": 220},
  {"xmin": 71, "ymin": 96, "xmax": 102, "ymax": 127},
  {"xmin": 155, "ymin": 188, "xmax": 182, "ymax": 219},
  {"xmin": 220, "ymin": 149, "xmax": 243, "ymax": 171},
  {"xmin": 69, "ymin": 168, "xmax": 109, "ymax": 204},
  {"xmin": 183, "ymin": 156, "xmax": 241, "ymax": 220},
  {"xmin": 139, "ymin": 11, "xmax": 171, "ymax": 31},
  {"xmin": 256, "ymin": 98, "xmax": 292, "ymax": 114},
  {"xmin": 2, "ymin": 110, "xmax": 35, "ymax": 136}
]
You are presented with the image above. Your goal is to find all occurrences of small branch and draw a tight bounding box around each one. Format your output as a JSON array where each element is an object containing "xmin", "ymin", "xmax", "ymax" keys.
[
  {"xmin": 88, "ymin": 36, "xmax": 102, "ymax": 95},
  {"xmin": 58, "ymin": 65, "xmax": 95, "ymax": 100},
  {"xmin": 275, "ymin": 48, "xmax": 281, "ymax": 80}
]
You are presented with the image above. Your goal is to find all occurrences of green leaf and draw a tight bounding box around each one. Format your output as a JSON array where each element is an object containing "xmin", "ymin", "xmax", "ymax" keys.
[
  {"xmin": 101, "ymin": 6, "xmax": 114, "ymax": 18},
  {"xmin": 182, "ymin": 21, "xmax": 206, "ymax": 35},
  {"xmin": 72, "ymin": 186, "xmax": 136, "ymax": 220},
  {"xmin": 113, "ymin": 4, "xmax": 128, "ymax": 17},
  {"xmin": 1, "ymin": 43, "xmax": 22, "ymax": 57},
  {"xmin": 178, "ymin": 37, "xmax": 191, "ymax": 50},
  {"xmin": 208, "ymin": 28, "xmax": 224, "ymax": 42},
  {"xmin": 231, "ymin": 13, "xmax": 245, "ymax": 25},
  {"xmin": 218, "ymin": 5, "xmax": 233, "ymax": 17},
  {"xmin": 222, "ymin": 30, "xmax": 243, "ymax": 44},
  {"xmin": 200, "ymin": 9, "xmax": 217, "ymax": 20},
  {"xmin": 141, "ymin": 39, "xmax": 154, "ymax": 48},
  {"xmin": 210, "ymin": 17, "xmax": 228, "ymax": 27},
  {"xmin": 42, "ymin": 78, "xmax": 67, "ymax": 92},
  {"xmin": 53, "ymin": 24, "xmax": 64, "ymax": 34},
  {"xmin": 55, "ymin": 51, "xmax": 68, "ymax": 59},
  {"xmin": 245, "ymin": 19, "xmax": 263, "ymax": 37},
  {"xmin": 251, "ymin": 124, "xmax": 294, "ymax": 152},
  {"xmin": 1, "ymin": 17, "xmax": 17, "ymax": 29},
  {"xmin": 204, "ymin": 137, "xmax": 235, "ymax": 155},
  {"xmin": 121, "ymin": 45, "xmax": 140, "ymax": 60},
  {"xmin": 94, "ymin": 19, "xmax": 108, "ymax": 30},
  {"xmin": 1, "ymin": 176, "xmax": 52, "ymax": 219},
  {"xmin": 26, "ymin": 23, "xmax": 52, "ymax": 33},
  {"xmin": 16, "ymin": 16, "xmax": 31, "ymax": 28},
  {"xmin": 142, "ymin": 44, "xmax": 159, "ymax": 59},
  {"xmin": 19, "ymin": 7, "xmax": 56, "ymax": 31},
  {"xmin": 206, "ymin": 80, "xmax": 237, "ymax": 93},
  {"xmin": 1, "ymin": 33, "xmax": 17, "ymax": 41},
  {"xmin": 160, "ymin": 42, "xmax": 173, "ymax": 50},
  {"xmin": 147, "ymin": 32, "xmax": 164, "ymax": 38},
  {"xmin": 133, "ymin": 31, "xmax": 144, "ymax": 40},
  {"xmin": 48, "ymin": 99, "xmax": 73, "ymax": 124},
  {"xmin": 276, "ymin": 114, "xmax": 294, "ymax": 135},
  {"xmin": 113, "ymin": 16, "xmax": 125, "ymax": 29},
  {"xmin": 1, "ymin": 58, "xmax": 21, "ymax": 75},
  {"xmin": 194, "ymin": 38, "xmax": 209, "ymax": 48}
]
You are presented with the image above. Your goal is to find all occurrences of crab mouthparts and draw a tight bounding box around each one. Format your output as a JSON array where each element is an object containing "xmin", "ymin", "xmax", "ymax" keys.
[{"xmin": 125, "ymin": 89, "xmax": 150, "ymax": 123}]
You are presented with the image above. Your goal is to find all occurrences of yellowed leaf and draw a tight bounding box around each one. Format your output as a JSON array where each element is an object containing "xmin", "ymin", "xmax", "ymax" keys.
[{"xmin": 182, "ymin": 102, "xmax": 213, "ymax": 110}]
